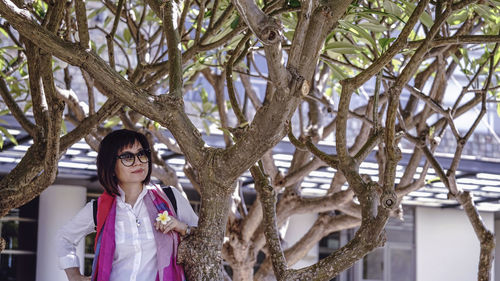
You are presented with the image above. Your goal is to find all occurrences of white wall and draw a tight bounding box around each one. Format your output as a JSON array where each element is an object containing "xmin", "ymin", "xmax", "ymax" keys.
[
  {"xmin": 416, "ymin": 206, "xmax": 495, "ymax": 281},
  {"xmin": 36, "ymin": 185, "xmax": 87, "ymax": 281},
  {"xmin": 283, "ymin": 213, "xmax": 319, "ymax": 268}
]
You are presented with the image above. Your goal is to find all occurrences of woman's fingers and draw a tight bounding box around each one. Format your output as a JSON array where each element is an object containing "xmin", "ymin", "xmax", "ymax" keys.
[{"xmin": 155, "ymin": 217, "xmax": 184, "ymax": 234}]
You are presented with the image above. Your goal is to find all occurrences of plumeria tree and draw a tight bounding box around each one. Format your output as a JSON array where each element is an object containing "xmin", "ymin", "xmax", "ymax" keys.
[{"xmin": 1, "ymin": 0, "xmax": 499, "ymax": 280}]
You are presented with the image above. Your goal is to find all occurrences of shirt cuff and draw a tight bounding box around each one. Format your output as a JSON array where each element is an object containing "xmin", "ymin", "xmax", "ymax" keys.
[{"xmin": 58, "ymin": 254, "xmax": 81, "ymax": 269}]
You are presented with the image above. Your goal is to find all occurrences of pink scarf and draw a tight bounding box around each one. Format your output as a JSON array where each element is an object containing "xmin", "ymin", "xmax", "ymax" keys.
[{"xmin": 92, "ymin": 185, "xmax": 186, "ymax": 281}]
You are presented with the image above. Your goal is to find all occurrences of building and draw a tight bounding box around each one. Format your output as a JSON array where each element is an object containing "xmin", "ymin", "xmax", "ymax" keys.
[{"xmin": 1, "ymin": 113, "xmax": 500, "ymax": 280}]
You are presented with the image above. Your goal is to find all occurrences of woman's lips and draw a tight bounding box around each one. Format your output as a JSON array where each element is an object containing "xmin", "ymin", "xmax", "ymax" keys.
[{"xmin": 131, "ymin": 169, "xmax": 144, "ymax": 174}]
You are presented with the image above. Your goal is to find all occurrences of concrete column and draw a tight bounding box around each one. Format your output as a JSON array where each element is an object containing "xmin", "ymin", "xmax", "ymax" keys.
[
  {"xmin": 283, "ymin": 213, "xmax": 319, "ymax": 268},
  {"xmin": 36, "ymin": 185, "xmax": 87, "ymax": 281},
  {"xmin": 495, "ymin": 220, "xmax": 500, "ymax": 281}
]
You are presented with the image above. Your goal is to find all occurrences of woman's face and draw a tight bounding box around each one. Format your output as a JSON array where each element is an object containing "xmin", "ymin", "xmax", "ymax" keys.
[{"xmin": 114, "ymin": 140, "xmax": 149, "ymax": 187}]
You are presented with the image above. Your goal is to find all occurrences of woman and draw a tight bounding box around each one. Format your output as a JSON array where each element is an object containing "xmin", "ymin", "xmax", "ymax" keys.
[{"xmin": 56, "ymin": 129, "xmax": 198, "ymax": 281}]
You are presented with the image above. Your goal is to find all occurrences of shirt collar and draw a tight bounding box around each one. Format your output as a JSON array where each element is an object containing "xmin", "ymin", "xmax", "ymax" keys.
[{"xmin": 117, "ymin": 184, "xmax": 148, "ymax": 205}]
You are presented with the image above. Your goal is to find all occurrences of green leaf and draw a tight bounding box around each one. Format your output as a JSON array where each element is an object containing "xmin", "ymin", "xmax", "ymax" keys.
[
  {"xmin": 474, "ymin": 4, "xmax": 494, "ymax": 21},
  {"xmin": 447, "ymin": 9, "xmax": 468, "ymax": 25},
  {"xmin": 90, "ymin": 40, "xmax": 97, "ymax": 52},
  {"xmin": 123, "ymin": 29, "xmax": 132, "ymax": 44},
  {"xmin": 429, "ymin": 126, "xmax": 435, "ymax": 138},
  {"xmin": 0, "ymin": 109, "xmax": 9, "ymax": 116},
  {"xmin": 339, "ymin": 20, "xmax": 376, "ymax": 49},
  {"xmin": 0, "ymin": 126, "xmax": 18, "ymax": 146},
  {"xmin": 0, "ymin": 27, "xmax": 8, "ymax": 38},
  {"xmin": 61, "ymin": 119, "xmax": 67, "ymax": 135},
  {"xmin": 358, "ymin": 22, "xmax": 388, "ymax": 33},
  {"xmin": 419, "ymin": 11, "xmax": 434, "ymax": 29},
  {"xmin": 191, "ymin": 102, "xmax": 202, "ymax": 113},
  {"xmin": 24, "ymin": 101, "xmax": 33, "ymax": 113},
  {"xmin": 88, "ymin": 6, "xmax": 106, "ymax": 20},
  {"xmin": 219, "ymin": 127, "xmax": 234, "ymax": 140},
  {"xmin": 426, "ymin": 176, "xmax": 441, "ymax": 184},
  {"xmin": 202, "ymin": 120, "xmax": 211, "ymax": 135},
  {"xmin": 202, "ymin": 101, "xmax": 213, "ymax": 113},
  {"xmin": 379, "ymin": 37, "xmax": 396, "ymax": 50},
  {"xmin": 34, "ymin": 0, "xmax": 47, "ymax": 19},
  {"xmin": 287, "ymin": 0, "xmax": 300, "ymax": 8},
  {"xmin": 97, "ymin": 44, "xmax": 106, "ymax": 55},
  {"xmin": 323, "ymin": 59, "xmax": 348, "ymax": 80},
  {"xmin": 230, "ymin": 15, "xmax": 240, "ymax": 30},
  {"xmin": 400, "ymin": 0, "xmax": 433, "ymax": 29},
  {"xmin": 103, "ymin": 116, "xmax": 121, "ymax": 128},
  {"xmin": 200, "ymin": 88, "xmax": 209, "ymax": 103},
  {"xmin": 206, "ymin": 115, "xmax": 220, "ymax": 125},
  {"xmin": 383, "ymin": 0, "xmax": 402, "ymax": 17},
  {"xmin": 325, "ymin": 41, "xmax": 363, "ymax": 54},
  {"xmin": 104, "ymin": 16, "xmax": 112, "ymax": 28}
]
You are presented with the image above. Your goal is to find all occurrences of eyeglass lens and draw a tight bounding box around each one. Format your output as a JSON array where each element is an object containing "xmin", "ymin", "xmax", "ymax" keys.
[{"xmin": 118, "ymin": 150, "xmax": 149, "ymax": 166}]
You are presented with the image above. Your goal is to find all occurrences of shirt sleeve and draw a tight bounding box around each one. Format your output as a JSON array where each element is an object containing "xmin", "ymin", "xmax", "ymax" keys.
[
  {"xmin": 55, "ymin": 200, "xmax": 95, "ymax": 269},
  {"xmin": 172, "ymin": 188, "xmax": 198, "ymax": 227}
]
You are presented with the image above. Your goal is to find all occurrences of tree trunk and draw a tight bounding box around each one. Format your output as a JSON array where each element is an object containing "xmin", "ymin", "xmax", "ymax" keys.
[
  {"xmin": 179, "ymin": 178, "xmax": 234, "ymax": 280},
  {"xmin": 231, "ymin": 264, "xmax": 254, "ymax": 281}
]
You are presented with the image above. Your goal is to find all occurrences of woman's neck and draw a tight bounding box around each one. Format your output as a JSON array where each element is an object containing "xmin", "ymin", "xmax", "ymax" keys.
[{"xmin": 119, "ymin": 183, "xmax": 143, "ymax": 206}]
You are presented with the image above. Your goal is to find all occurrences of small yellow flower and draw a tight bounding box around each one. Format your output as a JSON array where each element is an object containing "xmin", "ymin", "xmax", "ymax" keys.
[{"xmin": 156, "ymin": 211, "xmax": 171, "ymax": 225}]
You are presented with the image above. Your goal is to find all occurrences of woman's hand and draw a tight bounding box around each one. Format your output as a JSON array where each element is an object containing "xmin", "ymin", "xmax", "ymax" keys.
[
  {"xmin": 64, "ymin": 267, "xmax": 90, "ymax": 281},
  {"xmin": 154, "ymin": 216, "xmax": 188, "ymax": 235}
]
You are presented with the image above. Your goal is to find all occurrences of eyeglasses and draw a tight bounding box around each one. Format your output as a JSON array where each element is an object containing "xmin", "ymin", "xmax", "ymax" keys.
[{"xmin": 117, "ymin": 149, "xmax": 150, "ymax": 167}]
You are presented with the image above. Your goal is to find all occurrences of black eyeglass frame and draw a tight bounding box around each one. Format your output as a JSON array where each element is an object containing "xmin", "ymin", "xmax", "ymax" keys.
[{"xmin": 116, "ymin": 149, "xmax": 151, "ymax": 167}]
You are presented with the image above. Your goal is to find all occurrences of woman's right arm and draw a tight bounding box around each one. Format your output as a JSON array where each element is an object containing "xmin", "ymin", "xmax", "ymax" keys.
[
  {"xmin": 56, "ymin": 201, "xmax": 95, "ymax": 280},
  {"xmin": 64, "ymin": 267, "xmax": 91, "ymax": 281}
]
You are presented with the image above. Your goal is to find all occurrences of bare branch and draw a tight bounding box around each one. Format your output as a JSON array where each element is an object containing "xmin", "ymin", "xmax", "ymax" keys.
[
  {"xmin": 0, "ymin": 77, "xmax": 36, "ymax": 136},
  {"xmin": 74, "ymin": 0, "xmax": 90, "ymax": 48}
]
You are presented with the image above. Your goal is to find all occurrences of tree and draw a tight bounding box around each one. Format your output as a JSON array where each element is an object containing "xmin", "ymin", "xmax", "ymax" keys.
[{"xmin": 0, "ymin": 0, "xmax": 499, "ymax": 280}]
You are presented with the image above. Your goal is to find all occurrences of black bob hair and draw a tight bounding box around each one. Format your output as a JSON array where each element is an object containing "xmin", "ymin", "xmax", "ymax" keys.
[{"xmin": 96, "ymin": 129, "xmax": 152, "ymax": 196}]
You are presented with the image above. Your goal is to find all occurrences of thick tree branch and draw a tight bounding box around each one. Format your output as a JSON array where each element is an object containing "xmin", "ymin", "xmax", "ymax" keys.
[
  {"xmin": 145, "ymin": 0, "xmax": 184, "ymax": 99},
  {"xmin": 0, "ymin": 0, "xmax": 207, "ymax": 168},
  {"xmin": 0, "ymin": 78, "xmax": 36, "ymax": 136},
  {"xmin": 251, "ymin": 164, "xmax": 287, "ymax": 280},
  {"xmin": 407, "ymin": 34, "xmax": 500, "ymax": 49},
  {"xmin": 74, "ymin": 0, "xmax": 90, "ymax": 48}
]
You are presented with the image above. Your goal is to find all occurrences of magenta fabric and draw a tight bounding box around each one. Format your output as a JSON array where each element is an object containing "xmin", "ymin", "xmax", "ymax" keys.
[
  {"xmin": 145, "ymin": 185, "xmax": 186, "ymax": 281},
  {"xmin": 91, "ymin": 193, "xmax": 116, "ymax": 281},
  {"xmin": 96, "ymin": 198, "xmax": 116, "ymax": 281},
  {"xmin": 92, "ymin": 186, "xmax": 186, "ymax": 281}
]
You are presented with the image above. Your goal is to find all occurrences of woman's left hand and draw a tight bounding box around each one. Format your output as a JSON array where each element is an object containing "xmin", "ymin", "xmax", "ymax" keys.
[{"xmin": 154, "ymin": 216, "xmax": 188, "ymax": 235}]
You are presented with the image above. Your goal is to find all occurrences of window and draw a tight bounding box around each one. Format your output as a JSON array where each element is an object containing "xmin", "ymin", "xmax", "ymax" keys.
[
  {"xmin": 318, "ymin": 231, "xmax": 342, "ymax": 281},
  {"xmin": 0, "ymin": 198, "xmax": 38, "ymax": 281},
  {"xmin": 356, "ymin": 206, "xmax": 415, "ymax": 281}
]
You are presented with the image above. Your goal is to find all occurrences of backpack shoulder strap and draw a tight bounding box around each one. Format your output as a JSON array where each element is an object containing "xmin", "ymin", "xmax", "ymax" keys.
[
  {"xmin": 93, "ymin": 199, "xmax": 98, "ymax": 230},
  {"xmin": 162, "ymin": 186, "xmax": 178, "ymax": 213}
]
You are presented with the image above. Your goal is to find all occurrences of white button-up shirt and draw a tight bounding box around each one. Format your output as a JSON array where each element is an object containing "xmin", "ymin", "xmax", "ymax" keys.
[{"xmin": 56, "ymin": 185, "xmax": 198, "ymax": 281}]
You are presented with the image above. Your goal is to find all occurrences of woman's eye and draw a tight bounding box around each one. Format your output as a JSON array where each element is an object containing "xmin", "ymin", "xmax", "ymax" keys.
[{"xmin": 123, "ymin": 153, "xmax": 134, "ymax": 160}]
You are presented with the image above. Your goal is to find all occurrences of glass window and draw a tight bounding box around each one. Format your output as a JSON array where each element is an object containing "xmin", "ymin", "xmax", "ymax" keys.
[
  {"xmin": 0, "ymin": 254, "xmax": 36, "ymax": 281},
  {"xmin": 390, "ymin": 248, "xmax": 414, "ymax": 281},
  {"xmin": 363, "ymin": 248, "xmax": 384, "ymax": 280},
  {"xmin": 357, "ymin": 206, "xmax": 415, "ymax": 281},
  {"xmin": 1, "ymin": 220, "xmax": 37, "ymax": 251},
  {"xmin": 0, "ymin": 198, "xmax": 38, "ymax": 281},
  {"xmin": 317, "ymin": 232, "xmax": 342, "ymax": 280}
]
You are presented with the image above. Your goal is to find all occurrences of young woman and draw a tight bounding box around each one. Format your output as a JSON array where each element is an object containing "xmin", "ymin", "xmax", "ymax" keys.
[{"xmin": 56, "ymin": 129, "xmax": 198, "ymax": 281}]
